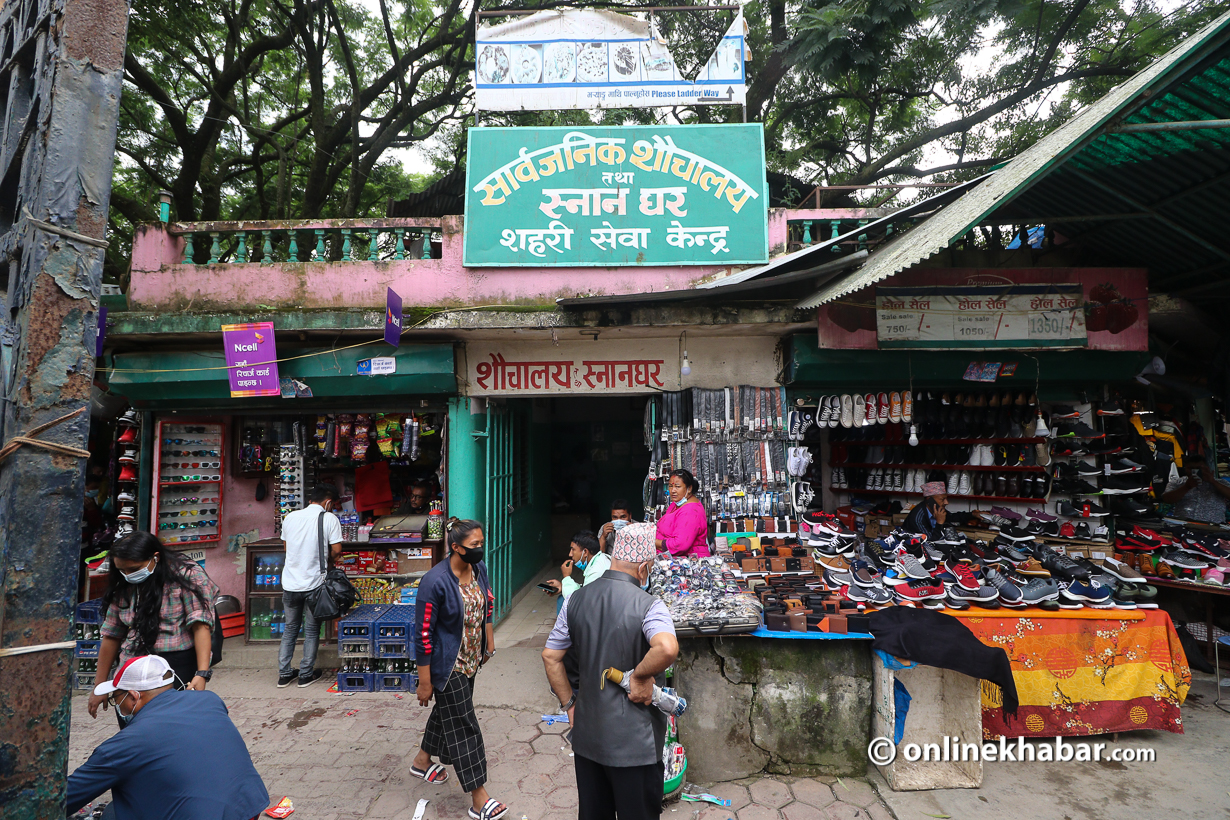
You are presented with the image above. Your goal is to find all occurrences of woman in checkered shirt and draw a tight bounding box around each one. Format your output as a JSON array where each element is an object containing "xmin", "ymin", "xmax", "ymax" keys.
[{"xmin": 87, "ymin": 531, "xmax": 219, "ymax": 723}]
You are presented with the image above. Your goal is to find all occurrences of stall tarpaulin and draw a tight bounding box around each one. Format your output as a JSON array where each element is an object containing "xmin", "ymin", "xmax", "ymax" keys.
[
  {"xmin": 464, "ymin": 124, "xmax": 768, "ymax": 266},
  {"xmin": 475, "ymin": 8, "xmax": 747, "ymax": 111}
]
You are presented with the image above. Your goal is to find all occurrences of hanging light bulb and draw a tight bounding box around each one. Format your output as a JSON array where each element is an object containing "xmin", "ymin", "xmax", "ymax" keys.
[
  {"xmin": 1035, "ymin": 410, "xmax": 1050, "ymax": 437},
  {"xmin": 908, "ymin": 424, "xmax": 919, "ymax": 447},
  {"xmin": 680, "ymin": 351, "xmax": 691, "ymax": 376}
]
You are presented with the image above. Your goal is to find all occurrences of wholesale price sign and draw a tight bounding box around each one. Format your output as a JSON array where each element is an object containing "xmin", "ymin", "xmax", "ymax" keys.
[
  {"xmin": 464, "ymin": 124, "xmax": 768, "ymax": 266},
  {"xmin": 875, "ymin": 285, "xmax": 1087, "ymax": 349}
]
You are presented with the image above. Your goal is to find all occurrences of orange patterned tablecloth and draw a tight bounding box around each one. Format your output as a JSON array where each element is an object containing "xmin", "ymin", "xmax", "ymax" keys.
[{"xmin": 958, "ymin": 610, "xmax": 1190, "ymax": 738}]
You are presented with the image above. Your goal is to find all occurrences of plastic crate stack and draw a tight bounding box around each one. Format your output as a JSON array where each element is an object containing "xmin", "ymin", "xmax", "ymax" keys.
[
  {"xmin": 74, "ymin": 600, "xmax": 104, "ymax": 690},
  {"xmin": 336, "ymin": 603, "xmax": 418, "ymax": 692}
]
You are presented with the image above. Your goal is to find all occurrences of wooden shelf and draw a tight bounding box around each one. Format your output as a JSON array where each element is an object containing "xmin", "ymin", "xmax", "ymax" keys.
[
  {"xmin": 837, "ymin": 488, "xmax": 1048, "ymax": 503},
  {"xmin": 833, "ymin": 462, "xmax": 1045, "ymax": 472},
  {"xmin": 830, "ymin": 437, "xmax": 1044, "ymax": 446}
]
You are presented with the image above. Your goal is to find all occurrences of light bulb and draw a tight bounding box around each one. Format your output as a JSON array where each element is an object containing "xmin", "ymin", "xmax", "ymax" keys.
[
  {"xmin": 680, "ymin": 353, "xmax": 691, "ymax": 376},
  {"xmin": 908, "ymin": 425, "xmax": 919, "ymax": 447},
  {"xmin": 1035, "ymin": 411, "xmax": 1050, "ymax": 437}
]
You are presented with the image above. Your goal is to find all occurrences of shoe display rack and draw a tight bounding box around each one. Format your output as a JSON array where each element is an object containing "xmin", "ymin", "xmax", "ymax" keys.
[
  {"xmin": 822, "ymin": 390, "xmax": 1048, "ymax": 504},
  {"xmin": 113, "ymin": 408, "xmax": 141, "ymax": 538},
  {"xmin": 152, "ymin": 419, "xmax": 225, "ymax": 547}
]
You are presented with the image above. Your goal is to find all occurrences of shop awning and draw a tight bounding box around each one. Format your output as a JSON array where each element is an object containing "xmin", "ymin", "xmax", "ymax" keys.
[
  {"xmin": 107, "ymin": 343, "xmax": 456, "ymax": 409},
  {"xmin": 795, "ymin": 9, "xmax": 1230, "ymax": 310},
  {"xmin": 785, "ymin": 335, "xmax": 1151, "ymax": 400}
]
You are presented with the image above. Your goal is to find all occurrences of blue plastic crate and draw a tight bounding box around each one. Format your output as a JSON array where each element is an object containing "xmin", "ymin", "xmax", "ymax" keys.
[
  {"xmin": 75, "ymin": 599, "xmax": 103, "ymax": 624},
  {"xmin": 375, "ymin": 604, "xmax": 415, "ymax": 638},
  {"xmin": 336, "ymin": 671, "xmax": 375, "ymax": 692},
  {"xmin": 373, "ymin": 671, "xmax": 416, "ymax": 692},
  {"xmin": 375, "ymin": 637, "xmax": 410, "ymax": 659},
  {"xmin": 75, "ymin": 640, "xmax": 100, "ymax": 658},
  {"xmin": 338, "ymin": 604, "xmax": 395, "ymax": 640}
]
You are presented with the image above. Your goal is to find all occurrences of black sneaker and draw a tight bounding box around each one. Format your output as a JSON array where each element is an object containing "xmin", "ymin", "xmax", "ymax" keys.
[
  {"xmin": 277, "ymin": 670, "xmax": 300, "ymax": 688},
  {"xmin": 1051, "ymin": 405, "xmax": 1081, "ymax": 420},
  {"xmin": 1039, "ymin": 547, "xmax": 1091, "ymax": 581},
  {"xmin": 1101, "ymin": 474, "xmax": 1150, "ymax": 495},
  {"xmin": 298, "ymin": 669, "xmax": 324, "ymax": 688}
]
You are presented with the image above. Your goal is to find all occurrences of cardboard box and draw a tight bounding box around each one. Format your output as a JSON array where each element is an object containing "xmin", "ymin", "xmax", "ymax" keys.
[{"xmin": 863, "ymin": 517, "xmax": 893, "ymax": 538}]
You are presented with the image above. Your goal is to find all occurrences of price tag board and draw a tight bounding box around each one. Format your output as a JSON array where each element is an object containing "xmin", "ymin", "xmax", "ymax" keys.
[
  {"xmin": 1027, "ymin": 310, "xmax": 1072, "ymax": 341},
  {"xmin": 876, "ymin": 310, "xmax": 921, "ymax": 342},
  {"xmin": 876, "ymin": 285, "xmax": 1086, "ymax": 349}
]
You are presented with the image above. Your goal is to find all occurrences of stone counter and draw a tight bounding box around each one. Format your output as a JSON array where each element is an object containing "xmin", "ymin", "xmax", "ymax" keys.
[{"xmin": 673, "ymin": 636, "xmax": 873, "ymax": 780}]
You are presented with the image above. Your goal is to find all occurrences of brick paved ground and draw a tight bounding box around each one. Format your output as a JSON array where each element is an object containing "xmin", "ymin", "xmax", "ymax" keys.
[{"xmin": 67, "ymin": 667, "xmax": 896, "ymax": 820}]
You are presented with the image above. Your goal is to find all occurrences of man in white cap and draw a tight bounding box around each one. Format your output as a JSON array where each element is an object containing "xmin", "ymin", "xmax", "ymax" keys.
[
  {"xmin": 67, "ymin": 655, "xmax": 269, "ymax": 819},
  {"xmin": 541, "ymin": 522, "xmax": 679, "ymax": 820}
]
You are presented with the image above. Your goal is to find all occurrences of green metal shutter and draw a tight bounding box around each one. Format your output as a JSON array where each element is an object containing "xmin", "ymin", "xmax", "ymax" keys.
[{"xmin": 484, "ymin": 404, "xmax": 514, "ymax": 622}]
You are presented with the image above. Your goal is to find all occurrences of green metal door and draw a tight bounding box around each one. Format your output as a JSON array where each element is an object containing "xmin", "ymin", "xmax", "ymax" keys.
[{"xmin": 484, "ymin": 404, "xmax": 514, "ymax": 622}]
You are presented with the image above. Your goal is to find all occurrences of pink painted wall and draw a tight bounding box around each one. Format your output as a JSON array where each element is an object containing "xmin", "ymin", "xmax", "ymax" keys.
[{"xmin": 127, "ymin": 209, "xmax": 864, "ymax": 310}]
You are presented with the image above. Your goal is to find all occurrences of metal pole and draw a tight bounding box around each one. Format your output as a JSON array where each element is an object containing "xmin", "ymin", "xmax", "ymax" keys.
[
  {"xmin": 0, "ymin": 0, "xmax": 130, "ymax": 815},
  {"xmin": 1109, "ymin": 118, "xmax": 1230, "ymax": 134}
]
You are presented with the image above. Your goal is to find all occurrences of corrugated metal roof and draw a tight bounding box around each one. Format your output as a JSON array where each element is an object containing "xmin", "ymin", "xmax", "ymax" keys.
[{"xmin": 797, "ymin": 8, "xmax": 1230, "ymax": 309}]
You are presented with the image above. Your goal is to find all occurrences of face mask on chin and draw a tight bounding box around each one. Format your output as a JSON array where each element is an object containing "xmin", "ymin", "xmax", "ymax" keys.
[
  {"xmin": 575, "ymin": 555, "xmax": 588, "ymax": 570},
  {"xmin": 116, "ymin": 692, "xmax": 137, "ymax": 728}
]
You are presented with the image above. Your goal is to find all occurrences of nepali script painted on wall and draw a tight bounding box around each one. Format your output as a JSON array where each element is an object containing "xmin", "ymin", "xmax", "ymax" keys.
[{"xmin": 463, "ymin": 124, "xmax": 768, "ymax": 266}]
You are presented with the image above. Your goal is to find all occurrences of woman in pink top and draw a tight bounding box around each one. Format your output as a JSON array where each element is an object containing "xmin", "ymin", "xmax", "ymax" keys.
[{"xmin": 655, "ymin": 469, "xmax": 710, "ymax": 557}]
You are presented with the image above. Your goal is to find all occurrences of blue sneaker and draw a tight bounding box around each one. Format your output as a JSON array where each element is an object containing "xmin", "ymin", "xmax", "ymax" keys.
[{"xmin": 1060, "ymin": 578, "xmax": 1112, "ymax": 603}]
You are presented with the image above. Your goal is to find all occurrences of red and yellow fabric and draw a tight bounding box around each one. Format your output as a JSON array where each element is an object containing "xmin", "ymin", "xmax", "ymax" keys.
[{"xmin": 955, "ymin": 610, "xmax": 1190, "ymax": 738}]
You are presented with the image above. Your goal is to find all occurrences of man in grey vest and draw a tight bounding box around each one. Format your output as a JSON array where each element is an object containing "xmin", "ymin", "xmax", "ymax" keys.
[{"xmin": 542, "ymin": 522, "xmax": 678, "ymax": 820}]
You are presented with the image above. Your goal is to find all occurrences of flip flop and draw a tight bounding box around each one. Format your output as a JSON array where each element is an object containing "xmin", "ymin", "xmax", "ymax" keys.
[
  {"xmin": 410, "ymin": 762, "xmax": 449, "ymax": 783},
  {"xmin": 469, "ymin": 798, "xmax": 509, "ymax": 820}
]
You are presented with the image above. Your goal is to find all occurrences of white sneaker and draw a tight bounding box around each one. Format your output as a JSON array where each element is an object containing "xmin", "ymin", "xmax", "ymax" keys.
[
  {"xmin": 840, "ymin": 395, "xmax": 854, "ymax": 428},
  {"xmin": 853, "ymin": 395, "xmax": 866, "ymax": 428},
  {"xmin": 838, "ymin": 467, "xmax": 847, "ymax": 489},
  {"xmin": 947, "ymin": 471, "xmax": 960, "ymax": 495},
  {"xmin": 117, "ymin": 490, "xmax": 135, "ymax": 502},
  {"xmin": 958, "ymin": 471, "xmax": 973, "ymax": 495},
  {"xmin": 968, "ymin": 447, "xmax": 981, "ymax": 467}
]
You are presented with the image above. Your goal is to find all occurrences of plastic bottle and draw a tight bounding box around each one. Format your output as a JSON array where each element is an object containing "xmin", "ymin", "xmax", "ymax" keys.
[{"xmin": 602, "ymin": 668, "xmax": 688, "ymax": 717}]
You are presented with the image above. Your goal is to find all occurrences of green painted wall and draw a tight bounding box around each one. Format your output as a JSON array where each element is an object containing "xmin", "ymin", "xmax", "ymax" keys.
[
  {"xmin": 508, "ymin": 409, "xmax": 552, "ymax": 597},
  {"xmin": 447, "ymin": 397, "xmax": 486, "ymax": 522}
]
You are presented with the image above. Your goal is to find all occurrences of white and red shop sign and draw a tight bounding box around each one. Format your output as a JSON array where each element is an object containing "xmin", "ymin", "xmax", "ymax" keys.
[
  {"xmin": 463, "ymin": 337, "xmax": 779, "ymax": 396},
  {"xmin": 818, "ymin": 268, "xmax": 1147, "ymax": 352}
]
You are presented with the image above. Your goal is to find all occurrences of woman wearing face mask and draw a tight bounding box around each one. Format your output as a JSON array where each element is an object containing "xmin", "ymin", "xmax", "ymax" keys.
[
  {"xmin": 410, "ymin": 518, "xmax": 509, "ymax": 820},
  {"xmin": 655, "ymin": 469, "xmax": 710, "ymax": 557},
  {"xmin": 87, "ymin": 532, "xmax": 219, "ymax": 724}
]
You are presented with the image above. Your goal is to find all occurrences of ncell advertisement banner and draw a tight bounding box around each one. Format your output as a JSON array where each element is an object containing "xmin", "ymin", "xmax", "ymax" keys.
[
  {"xmin": 464, "ymin": 124, "xmax": 768, "ymax": 266},
  {"xmin": 475, "ymin": 8, "xmax": 747, "ymax": 111},
  {"xmin": 222, "ymin": 322, "xmax": 280, "ymax": 397}
]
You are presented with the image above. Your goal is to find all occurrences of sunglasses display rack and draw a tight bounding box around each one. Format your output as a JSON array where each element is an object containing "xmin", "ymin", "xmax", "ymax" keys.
[
  {"xmin": 644, "ymin": 387, "xmax": 799, "ymax": 534},
  {"xmin": 273, "ymin": 443, "xmax": 305, "ymax": 538},
  {"xmin": 152, "ymin": 420, "xmax": 225, "ymax": 547}
]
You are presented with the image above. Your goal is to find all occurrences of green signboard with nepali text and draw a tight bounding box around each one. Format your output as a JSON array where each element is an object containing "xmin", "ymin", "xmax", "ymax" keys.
[{"xmin": 464, "ymin": 124, "xmax": 768, "ymax": 266}]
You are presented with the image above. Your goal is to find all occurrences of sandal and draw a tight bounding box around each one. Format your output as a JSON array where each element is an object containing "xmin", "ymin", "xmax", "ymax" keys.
[
  {"xmin": 468, "ymin": 798, "xmax": 509, "ymax": 820},
  {"xmin": 410, "ymin": 762, "xmax": 449, "ymax": 783}
]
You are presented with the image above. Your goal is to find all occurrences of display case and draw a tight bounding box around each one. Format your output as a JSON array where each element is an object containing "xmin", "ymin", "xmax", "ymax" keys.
[
  {"xmin": 152, "ymin": 419, "xmax": 225, "ymax": 548},
  {"xmin": 245, "ymin": 542, "xmax": 326, "ymax": 644}
]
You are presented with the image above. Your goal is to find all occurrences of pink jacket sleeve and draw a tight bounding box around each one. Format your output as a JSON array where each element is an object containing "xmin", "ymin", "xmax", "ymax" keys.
[{"xmin": 657, "ymin": 502, "xmax": 709, "ymax": 556}]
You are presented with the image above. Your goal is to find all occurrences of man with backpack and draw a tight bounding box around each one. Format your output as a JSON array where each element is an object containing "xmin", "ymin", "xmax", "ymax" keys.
[{"xmin": 278, "ymin": 485, "xmax": 343, "ymax": 688}]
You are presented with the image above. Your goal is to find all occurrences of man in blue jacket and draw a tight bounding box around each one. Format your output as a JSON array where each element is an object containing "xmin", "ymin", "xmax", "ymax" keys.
[{"xmin": 67, "ymin": 655, "xmax": 269, "ymax": 820}]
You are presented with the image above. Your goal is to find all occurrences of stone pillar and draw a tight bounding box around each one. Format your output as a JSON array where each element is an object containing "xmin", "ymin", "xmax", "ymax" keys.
[{"xmin": 673, "ymin": 636, "xmax": 873, "ymax": 780}]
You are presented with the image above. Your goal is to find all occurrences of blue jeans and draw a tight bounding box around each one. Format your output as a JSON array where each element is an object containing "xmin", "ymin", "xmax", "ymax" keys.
[{"xmin": 279, "ymin": 590, "xmax": 320, "ymax": 676}]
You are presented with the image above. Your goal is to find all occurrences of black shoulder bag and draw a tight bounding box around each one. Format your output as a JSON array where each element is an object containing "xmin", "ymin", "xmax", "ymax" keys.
[{"xmin": 305, "ymin": 509, "xmax": 359, "ymax": 620}]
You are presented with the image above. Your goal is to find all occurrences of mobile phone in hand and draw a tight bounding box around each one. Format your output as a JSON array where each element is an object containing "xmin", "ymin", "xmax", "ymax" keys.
[{"xmin": 537, "ymin": 582, "xmax": 558, "ymax": 594}]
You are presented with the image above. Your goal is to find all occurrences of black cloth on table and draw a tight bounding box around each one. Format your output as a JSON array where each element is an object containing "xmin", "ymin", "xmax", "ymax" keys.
[{"xmin": 868, "ymin": 607, "xmax": 1018, "ymax": 718}]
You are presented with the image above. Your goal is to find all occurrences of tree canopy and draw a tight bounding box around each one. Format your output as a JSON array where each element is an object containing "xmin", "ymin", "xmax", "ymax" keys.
[{"xmin": 106, "ymin": 0, "xmax": 1224, "ymax": 275}]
